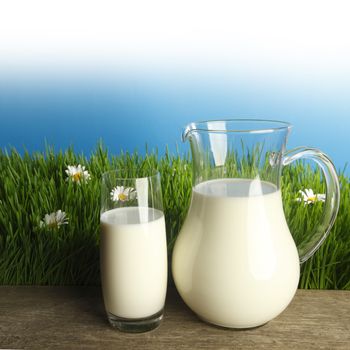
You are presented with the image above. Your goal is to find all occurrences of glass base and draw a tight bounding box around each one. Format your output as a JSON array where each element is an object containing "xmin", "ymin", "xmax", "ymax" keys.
[{"xmin": 107, "ymin": 309, "xmax": 163, "ymax": 333}]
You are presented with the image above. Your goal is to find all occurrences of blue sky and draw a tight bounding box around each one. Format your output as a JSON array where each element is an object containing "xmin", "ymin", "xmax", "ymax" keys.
[{"xmin": 0, "ymin": 1, "xmax": 349, "ymax": 171}]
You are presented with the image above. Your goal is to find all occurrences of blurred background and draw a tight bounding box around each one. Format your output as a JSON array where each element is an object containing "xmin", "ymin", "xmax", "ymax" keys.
[{"xmin": 0, "ymin": 0, "xmax": 349, "ymax": 171}]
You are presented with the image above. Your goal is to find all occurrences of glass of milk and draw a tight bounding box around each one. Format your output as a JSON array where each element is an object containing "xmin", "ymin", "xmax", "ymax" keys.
[{"xmin": 100, "ymin": 170, "xmax": 167, "ymax": 332}]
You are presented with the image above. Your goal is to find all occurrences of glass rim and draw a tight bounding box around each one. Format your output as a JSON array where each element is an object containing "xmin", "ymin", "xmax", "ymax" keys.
[
  {"xmin": 101, "ymin": 168, "xmax": 160, "ymax": 181},
  {"xmin": 183, "ymin": 118, "xmax": 292, "ymax": 139}
]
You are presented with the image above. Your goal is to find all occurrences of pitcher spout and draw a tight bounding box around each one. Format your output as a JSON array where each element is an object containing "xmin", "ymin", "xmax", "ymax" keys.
[{"xmin": 182, "ymin": 123, "xmax": 197, "ymax": 142}]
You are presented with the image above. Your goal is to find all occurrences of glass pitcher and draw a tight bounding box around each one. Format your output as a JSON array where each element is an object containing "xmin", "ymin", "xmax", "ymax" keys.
[{"xmin": 172, "ymin": 119, "xmax": 339, "ymax": 328}]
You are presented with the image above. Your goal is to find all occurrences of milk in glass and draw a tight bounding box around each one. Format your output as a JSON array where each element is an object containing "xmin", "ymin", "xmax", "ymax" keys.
[{"xmin": 101, "ymin": 207, "xmax": 167, "ymax": 319}]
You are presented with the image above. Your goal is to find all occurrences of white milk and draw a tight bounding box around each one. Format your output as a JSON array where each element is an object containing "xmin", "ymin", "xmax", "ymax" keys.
[
  {"xmin": 172, "ymin": 179, "xmax": 300, "ymax": 328},
  {"xmin": 100, "ymin": 207, "xmax": 167, "ymax": 319}
]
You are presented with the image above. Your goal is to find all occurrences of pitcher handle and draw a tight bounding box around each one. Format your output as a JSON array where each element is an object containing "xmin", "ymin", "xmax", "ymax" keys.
[{"xmin": 282, "ymin": 147, "xmax": 340, "ymax": 263}]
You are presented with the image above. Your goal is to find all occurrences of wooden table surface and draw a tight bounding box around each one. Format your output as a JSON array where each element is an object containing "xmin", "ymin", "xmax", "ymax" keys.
[{"xmin": 0, "ymin": 286, "xmax": 349, "ymax": 349}]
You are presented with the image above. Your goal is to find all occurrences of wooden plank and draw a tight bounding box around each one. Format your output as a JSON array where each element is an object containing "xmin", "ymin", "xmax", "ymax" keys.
[{"xmin": 0, "ymin": 287, "xmax": 349, "ymax": 349}]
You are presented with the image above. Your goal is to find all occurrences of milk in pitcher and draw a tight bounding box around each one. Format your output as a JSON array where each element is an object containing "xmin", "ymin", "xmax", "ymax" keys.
[{"xmin": 172, "ymin": 178, "xmax": 300, "ymax": 328}]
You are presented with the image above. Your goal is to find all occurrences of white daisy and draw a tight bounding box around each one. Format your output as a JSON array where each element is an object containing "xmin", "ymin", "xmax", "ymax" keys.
[
  {"xmin": 269, "ymin": 152, "xmax": 280, "ymax": 167},
  {"xmin": 65, "ymin": 164, "xmax": 91, "ymax": 184},
  {"xmin": 110, "ymin": 186, "xmax": 137, "ymax": 202},
  {"xmin": 40, "ymin": 210, "xmax": 68, "ymax": 229},
  {"xmin": 296, "ymin": 188, "xmax": 326, "ymax": 205}
]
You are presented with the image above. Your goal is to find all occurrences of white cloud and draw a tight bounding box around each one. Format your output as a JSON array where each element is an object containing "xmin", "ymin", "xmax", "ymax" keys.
[{"xmin": 0, "ymin": 0, "xmax": 349, "ymax": 75}]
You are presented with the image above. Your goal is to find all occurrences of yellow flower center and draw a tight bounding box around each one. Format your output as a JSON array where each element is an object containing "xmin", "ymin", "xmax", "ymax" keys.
[
  {"xmin": 73, "ymin": 173, "xmax": 82, "ymax": 182},
  {"xmin": 48, "ymin": 221, "xmax": 58, "ymax": 229},
  {"xmin": 118, "ymin": 193, "xmax": 127, "ymax": 201},
  {"xmin": 309, "ymin": 196, "xmax": 317, "ymax": 202}
]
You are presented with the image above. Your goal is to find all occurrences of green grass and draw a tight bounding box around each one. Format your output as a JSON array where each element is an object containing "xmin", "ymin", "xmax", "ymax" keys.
[{"xmin": 0, "ymin": 144, "xmax": 349, "ymax": 289}]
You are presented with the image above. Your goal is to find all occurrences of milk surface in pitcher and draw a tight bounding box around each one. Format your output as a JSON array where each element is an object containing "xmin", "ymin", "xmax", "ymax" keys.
[{"xmin": 172, "ymin": 178, "xmax": 300, "ymax": 328}]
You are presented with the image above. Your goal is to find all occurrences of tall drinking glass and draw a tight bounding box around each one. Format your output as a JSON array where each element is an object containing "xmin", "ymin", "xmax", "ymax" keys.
[{"xmin": 100, "ymin": 170, "xmax": 167, "ymax": 332}]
